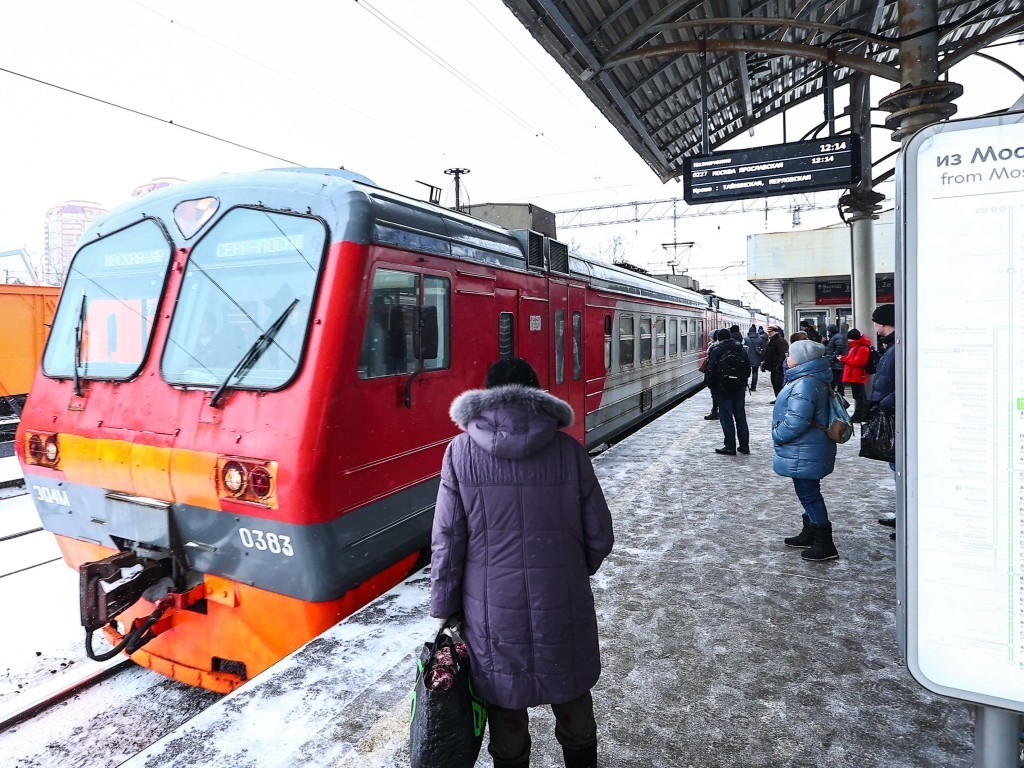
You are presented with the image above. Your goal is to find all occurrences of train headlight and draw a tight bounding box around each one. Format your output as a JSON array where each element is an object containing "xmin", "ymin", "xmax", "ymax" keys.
[
  {"xmin": 28, "ymin": 434, "xmax": 44, "ymax": 462},
  {"xmin": 44, "ymin": 436, "xmax": 60, "ymax": 463},
  {"xmin": 222, "ymin": 461, "xmax": 247, "ymax": 495},
  {"xmin": 216, "ymin": 455, "xmax": 277, "ymax": 507},
  {"xmin": 248, "ymin": 466, "xmax": 272, "ymax": 499}
]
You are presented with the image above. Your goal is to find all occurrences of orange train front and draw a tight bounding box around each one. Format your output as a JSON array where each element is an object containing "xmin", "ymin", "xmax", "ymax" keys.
[{"xmin": 17, "ymin": 167, "xmax": 744, "ymax": 692}]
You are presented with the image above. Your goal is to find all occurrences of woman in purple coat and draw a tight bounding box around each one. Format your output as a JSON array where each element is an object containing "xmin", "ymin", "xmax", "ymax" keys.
[{"xmin": 430, "ymin": 358, "xmax": 614, "ymax": 768}]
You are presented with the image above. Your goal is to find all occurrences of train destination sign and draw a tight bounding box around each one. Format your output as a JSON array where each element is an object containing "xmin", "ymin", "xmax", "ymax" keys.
[
  {"xmin": 682, "ymin": 136, "xmax": 862, "ymax": 204},
  {"xmin": 903, "ymin": 113, "xmax": 1024, "ymax": 712}
]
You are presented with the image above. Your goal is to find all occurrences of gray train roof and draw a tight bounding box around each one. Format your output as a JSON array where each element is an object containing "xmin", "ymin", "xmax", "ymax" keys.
[
  {"xmin": 78, "ymin": 167, "xmax": 715, "ymax": 310},
  {"xmin": 499, "ymin": 0, "xmax": 1023, "ymax": 182}
]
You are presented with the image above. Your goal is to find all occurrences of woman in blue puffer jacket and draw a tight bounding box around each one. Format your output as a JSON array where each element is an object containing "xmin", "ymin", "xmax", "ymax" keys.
[{"xmin": 772, "ymin": 340, "xmax": 839, "ymax": 561}]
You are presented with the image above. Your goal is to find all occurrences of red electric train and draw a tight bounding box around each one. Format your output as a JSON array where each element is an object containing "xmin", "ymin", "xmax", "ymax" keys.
[{"xmin": 16, "ymin": 168, "xmax": 775, "ymax": 691}]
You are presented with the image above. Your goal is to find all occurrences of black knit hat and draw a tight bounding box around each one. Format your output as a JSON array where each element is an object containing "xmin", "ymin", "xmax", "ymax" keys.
[
  {"xmin": 872, "ymin": 304, "xmax": 895, "ymax": 326},
  {"xmin": 847, "ymin": 329, "xmax": 862, "ymax": 340},
  {"xmin": 484, "ymin": 357, "xmax": 540, "ymax": 389}
]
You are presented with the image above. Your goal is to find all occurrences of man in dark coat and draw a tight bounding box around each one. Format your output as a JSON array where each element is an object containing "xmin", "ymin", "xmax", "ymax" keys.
[
  {"xmin": 431, "ymin": 358, "xmax": 614, "ymax": 768},
  {"xmin": 743, "ymin": 324, "xmax": 764, "ymax": 391},
  {"xmin": 762, "ymin": 324, "xmax": 789, "ymax": 399},
  {"xmin": 708, "ymin": 328, "xmax": 751, "ymax": 455},
  {"xmin": 824, "ymin": 323, "xmax": 849, "ymax": 395}
]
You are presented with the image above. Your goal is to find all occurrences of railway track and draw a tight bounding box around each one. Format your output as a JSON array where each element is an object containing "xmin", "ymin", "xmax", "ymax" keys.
[{"xmin": 0, "ymin": 657, "xmax": 132, "ymax": 733}]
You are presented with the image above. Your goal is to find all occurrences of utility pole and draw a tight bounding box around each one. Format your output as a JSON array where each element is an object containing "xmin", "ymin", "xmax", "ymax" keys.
[{"xmin": 444, "ymin": 168, "xmax": 470, "ymax": 211}]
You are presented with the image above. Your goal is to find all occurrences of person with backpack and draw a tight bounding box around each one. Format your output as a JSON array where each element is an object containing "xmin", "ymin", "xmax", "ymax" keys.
[
  {"xmin": 838, "ymin": 329, "xmax": 872, "ymax": 422},
  {"xmin": 772, "ymin": 340, "xmax": 840, "ymax": 561},
  {"xmin": 824, "ymin": 324, "xmax": 849, "ymax": 396},
  {"xmin": 762, "ymin": 325, "xmax": 789, "ymax": 401},
  {"xmin": 707, "ymin": 328, "xmax": 751, "ymax": 456},
  {"xmin": 743, "ymin": 324, "xmax": 764, "ymax": 391}
]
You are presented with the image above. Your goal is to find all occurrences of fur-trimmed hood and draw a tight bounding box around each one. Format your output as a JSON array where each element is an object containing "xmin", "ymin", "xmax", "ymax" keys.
[{"xmin": 449, "ymin": 385, "xmax": 574, "ymax": 459}]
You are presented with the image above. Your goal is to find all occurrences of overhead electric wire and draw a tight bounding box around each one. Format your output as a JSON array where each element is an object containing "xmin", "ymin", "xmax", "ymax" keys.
[
  {"xmin": 354, "ymin": 0, "xmax": 589, "ymax": 166},
  {"xmin": 0, "ymin": 66, "xmax": 304, "ymax": 167},
  {"xmin": 126, "ymin": 0, "xmax": 418, "ymax": 142}
]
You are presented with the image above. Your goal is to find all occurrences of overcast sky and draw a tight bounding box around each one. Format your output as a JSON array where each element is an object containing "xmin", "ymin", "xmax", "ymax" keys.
[{"xmin": 3, "ymin": 1, "xmax": 1024, "ymax": 308}]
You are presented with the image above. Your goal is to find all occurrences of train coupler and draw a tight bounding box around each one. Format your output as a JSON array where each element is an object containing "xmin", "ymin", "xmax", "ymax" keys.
[{"xmin": 79, "ymin": 551, "xmax": 172, "ymax": 633}]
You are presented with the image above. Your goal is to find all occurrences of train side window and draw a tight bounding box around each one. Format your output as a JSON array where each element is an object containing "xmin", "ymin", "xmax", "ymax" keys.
[
  {"xmin": 498, "ymin": 313, "xmax": 515, "ymax": 359},
  {"xmin": 655, "ymin": 317, "xmax": 666, "ymax": 359},
  {"xmin": 639, "ymin": 316, "xmax": 652, "ymax": 363},
  {"xmin": 618, "ymin": 314, "xmax": 634, "ymax": 368},
  {"xmin": 554, "ymin": 309, "xmax": 565, "ymax": 385},
  {"xmin": 694, "ymin": 320, "xmax": 702, "ymax": 351},
  {"xmin": 668, "ymin": 318, "xmax": 678, "ymax": 356},
  {"xmin": 680, "ymin": 320, "xmax": 688, "ymax": 353},
  {"xmin": 603, "ymin": 315, "xmax": 612, "ymax": 371},
  {"xmin": 572, "ymin": 311, "xmax": 582, "ymax": 381},
  {"xmin": 359, "ymin": 268, "xmax": 450, "ymax": 379}
]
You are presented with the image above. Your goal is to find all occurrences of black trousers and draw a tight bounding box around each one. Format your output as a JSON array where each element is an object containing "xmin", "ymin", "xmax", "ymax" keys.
[
  {"xmin": 770, "ymin": 368, "xmax": 784, "ymax": 396},
  {"xmin": 486, "ymin": 691, "xmax": 597, "ymax": 768},
  {"xmin": 831, "ymin": 369, "xmax": 846, "ymax": 396}
]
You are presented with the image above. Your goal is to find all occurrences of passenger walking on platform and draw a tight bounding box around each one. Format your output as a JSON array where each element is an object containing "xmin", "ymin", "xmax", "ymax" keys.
[
  {"xmin": 824, "ymin": 324, "xmax": 848, "ymax": 396},
  {"xmin": 728, "ymin": 324, "xmax": 743, "ymax": 342},
  {"xmin": 772, "ymin": 341, "xmax": 839, "ymax": 561},
  {"xmin": 838, "ymin": 329, "xmax": 871, "ymax": 422},
  {"xmin": 870, "ymin": 303, "xmax": 899, "ymax": 532},
  {"xmin": 708, "ymin": 328, "xmax": 751, "ymax": 455},
  {"xmin": 430, "ymin": 358, "xmax": 614, "ymax": 768},
  {"xmin": 762, "ymin": 325, "xmax": 789, "ymax": 401},
  {"xmin": 744, "ymin": 324, "xmax": 763, "ymax": 391}
]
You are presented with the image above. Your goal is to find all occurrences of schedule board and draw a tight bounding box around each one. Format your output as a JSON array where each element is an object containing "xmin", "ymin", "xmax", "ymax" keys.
[
  {"xmin": 904, "ymin": 113, "xmax": 1024, "ymax": 712},
  {"xmin": 682, "ymin": 136, "xmax": 861, "ymax": 204}
]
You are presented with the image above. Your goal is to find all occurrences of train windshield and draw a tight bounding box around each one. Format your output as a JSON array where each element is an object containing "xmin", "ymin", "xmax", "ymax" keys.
[
  {"xmin": 42, "ymin": 219, "xmax": 172, "ymax": 381},
  {"xmin": 161, "ymin": 207, "xmax": 326, "ymax": 390}
]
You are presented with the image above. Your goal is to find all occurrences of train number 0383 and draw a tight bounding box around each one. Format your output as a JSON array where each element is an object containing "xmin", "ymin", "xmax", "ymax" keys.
[{"xmin": 238, "ymin": 527, "xmax": 294, "ymax": 556}]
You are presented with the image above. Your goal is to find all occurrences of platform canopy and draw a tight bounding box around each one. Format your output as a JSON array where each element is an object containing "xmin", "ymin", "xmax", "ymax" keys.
[{"xmin": 500, "ymin": 0, "xmax": 1024, "ymax": 182}]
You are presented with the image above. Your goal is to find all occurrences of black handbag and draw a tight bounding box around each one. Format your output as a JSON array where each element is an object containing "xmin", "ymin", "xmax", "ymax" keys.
[
  {"xmin": 409, "ymin": 621, "xmax": 486, "ymax": 768},
  {"xmin": 859, "ymin": 408, "xmax": 896, "ymax": 463}
]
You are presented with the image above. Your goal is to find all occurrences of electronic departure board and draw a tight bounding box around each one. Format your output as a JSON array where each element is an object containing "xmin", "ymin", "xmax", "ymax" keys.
[
  {"xmin": 904, "ymin": 112, "xmax": 1024, "ymax": 713},
  {"xmin": 682, "ymin": 136, "xmax": 862, "ymax": 204}
]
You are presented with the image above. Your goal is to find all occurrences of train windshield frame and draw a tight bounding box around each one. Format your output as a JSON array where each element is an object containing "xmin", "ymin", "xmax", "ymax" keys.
[
  {"xmin": 42, "ymin": 218, "xmax": 173, "ymax": 382},
  {"xmin": 161, "ymin": 206, "xmax": 327, "ymax": 391}
]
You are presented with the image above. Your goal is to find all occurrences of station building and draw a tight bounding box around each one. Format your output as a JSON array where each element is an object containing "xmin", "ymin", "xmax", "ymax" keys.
[{"xmin": 746, "ymin": 210, "xmax": 895, "ymax": 336}]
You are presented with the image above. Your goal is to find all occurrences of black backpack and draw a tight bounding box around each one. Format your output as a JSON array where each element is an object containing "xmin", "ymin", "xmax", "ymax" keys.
[
  {"xmin": 865, "ymin": 347, "xmax": 881, "ymax": 375},
  {"xmin": 718, "ymin": 348, "xmax": 750, "ymax": 393}
]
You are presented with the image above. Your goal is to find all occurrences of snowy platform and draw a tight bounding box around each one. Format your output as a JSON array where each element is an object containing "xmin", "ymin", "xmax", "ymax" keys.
[
  {"xmin": 124, "ymin": 388, "xmax": 976, "ymax": 768},
  {"xmin": 0, "ymin": 455, "xmax": 24, "ymax": 488}
]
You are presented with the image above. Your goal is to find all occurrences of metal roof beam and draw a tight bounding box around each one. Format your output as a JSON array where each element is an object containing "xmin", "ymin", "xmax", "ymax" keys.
[
  {"xmin": 939, "ymin": 11, "xmax": 1024, "ymax": 71},
  {"xmin": 604, "ymin": 37, "xmax": 902, "ymax": 82}
]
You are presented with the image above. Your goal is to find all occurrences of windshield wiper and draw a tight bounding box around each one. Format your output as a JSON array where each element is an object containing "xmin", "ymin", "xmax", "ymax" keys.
[
  {"xmin": 73, "ymin": 293, "xmax": 86, "ymax": 396},
  {"xmin": 209, "ymin": 298, "xmax": 298, "ymax": 408}
]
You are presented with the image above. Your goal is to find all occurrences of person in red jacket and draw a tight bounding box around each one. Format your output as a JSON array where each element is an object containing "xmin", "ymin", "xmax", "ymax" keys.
[{"xmin": 839, "ymin": 329, "xmax": 872, "ymax": 422}]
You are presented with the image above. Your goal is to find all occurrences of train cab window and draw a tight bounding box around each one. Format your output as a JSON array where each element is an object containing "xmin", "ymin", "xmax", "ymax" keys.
[
  {"xmin": 655, "ymin": 317, "xmax": 666, "ymax": 359},
  {"xmin": 603, "ymin": 315, "xmax": 612, "ymax": 371},
  {"xmin": 498, "ymin": 313, "xmax": 515, "ymax": 359},
  {"xmin": 554, "ymin": 309, "xmax": 565, "ymax": 385},
  {"xmin": 639, "ymin": 316, "xmax": 652, "ymax": 363},
  {"xmin": 572, "ymin": 311, "xmax": 582, "ymax": 381},
  {"xmin": 618, "ymin": 315, "xmax": 634, "ymax": 368},
  {"xmin": 358, "ymin": 268, "xmax": 451, "ymax": 379},
  {"xmin": 162, "ymin": 208, "xmax": 327, "ymax": 390},
  {"xmin": 668, "ymin": 318, "xmax": 678, "ymax": 356},
  {"xmin": 43, "ymin": 219, "xmax": 173, "ymax": 381}
]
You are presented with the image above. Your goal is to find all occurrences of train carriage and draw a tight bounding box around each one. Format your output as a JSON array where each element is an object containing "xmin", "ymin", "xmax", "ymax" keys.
[{"xmin": 17, "ymin": 168, "xmax": 723, "ymax": 691}]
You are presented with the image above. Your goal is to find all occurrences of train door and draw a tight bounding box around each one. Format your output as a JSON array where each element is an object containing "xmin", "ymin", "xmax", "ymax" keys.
[
  {"xmin": 547, "ymin": 280, "xmax": 569, "ymax": 402},
  {"xmin": 495, "ymin": 288, "xmax": 517, "ymax": 360},
  {"xmin": 566, "ymin": 284, "xmax": 586, "ymax": 443}
]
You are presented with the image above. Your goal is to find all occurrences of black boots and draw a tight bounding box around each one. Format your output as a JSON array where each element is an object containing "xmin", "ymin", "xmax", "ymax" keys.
[
  {"xmin": 704, "ymin": 409, "xmax": 719, "ymax": 420},
  {"xmin": 801, "ymin": 522, "xmax": 839, "ymax": 561},
  {"xmin": 784, "ymin": 514, "xmax": 814, "ymax": 548},
  {"xmin": 562, "ymin": 744, "xmax": 597, "ymax": 768}
]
